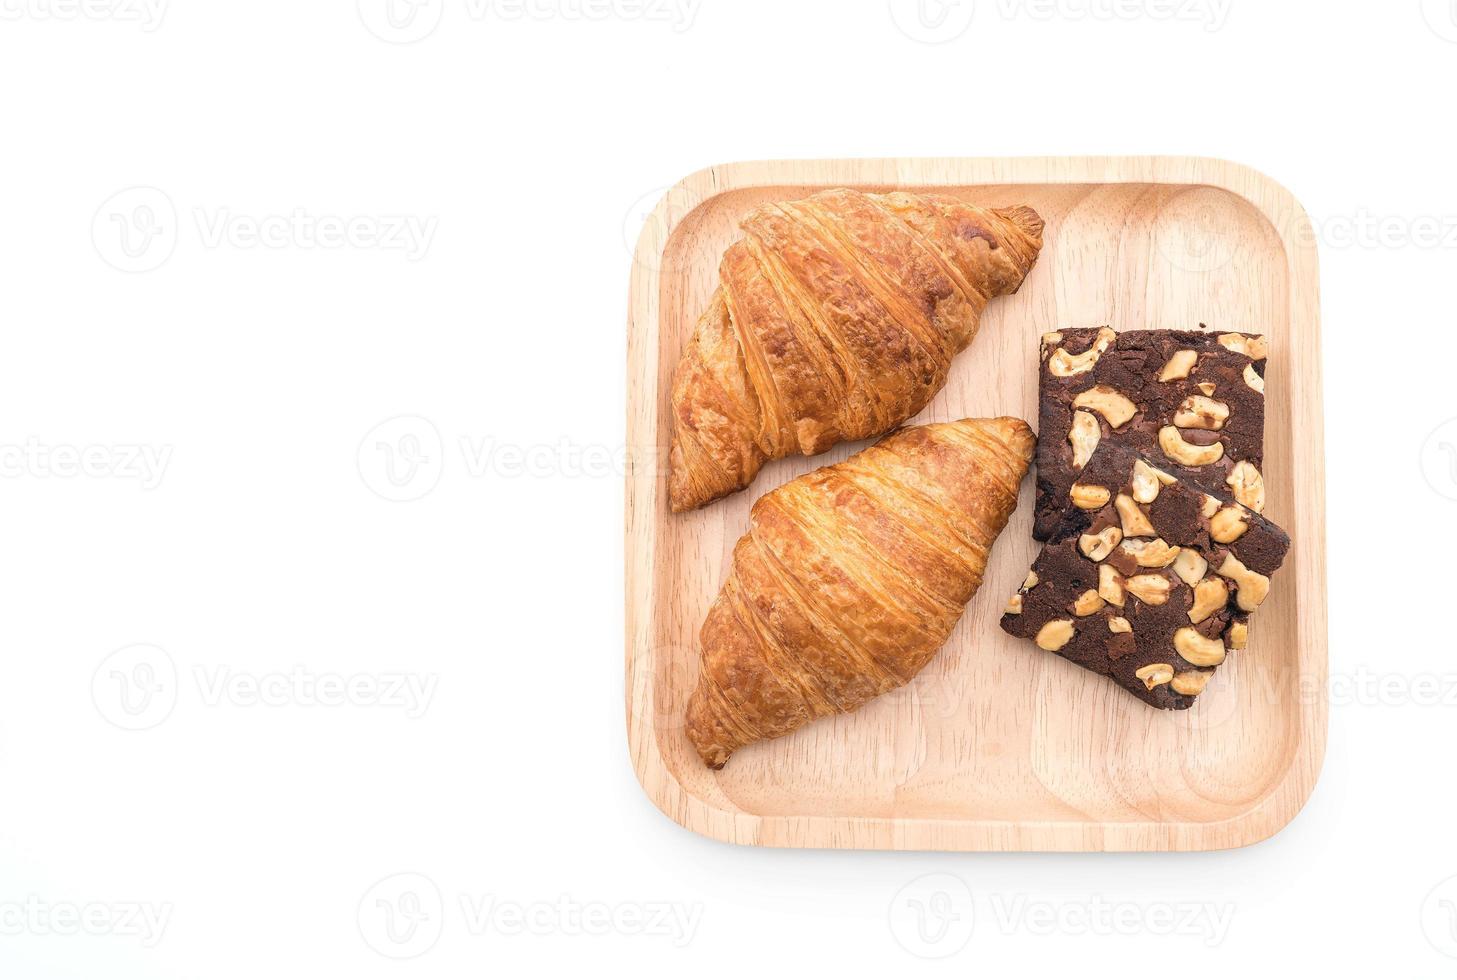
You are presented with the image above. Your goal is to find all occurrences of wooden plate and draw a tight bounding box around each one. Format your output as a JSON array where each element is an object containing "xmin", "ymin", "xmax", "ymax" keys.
[{"xmin": 625, "ymin": 157, "xmax": 1326, "ymax": 851}]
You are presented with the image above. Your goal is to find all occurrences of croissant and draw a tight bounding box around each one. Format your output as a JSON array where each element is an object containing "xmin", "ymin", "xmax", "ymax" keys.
[
  {"xmin": 685, "ymin": 417, "xmax": 1034, "ymax": 769},
  {"xmin": 667, "ymin": 188, "xmax": 1042, "ymax": 512}
]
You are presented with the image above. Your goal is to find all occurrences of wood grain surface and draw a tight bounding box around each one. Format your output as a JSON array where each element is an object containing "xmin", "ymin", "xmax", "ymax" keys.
[{"xmin": 625, "ymin": 157, "xmax": 1326, "ymax": 851}]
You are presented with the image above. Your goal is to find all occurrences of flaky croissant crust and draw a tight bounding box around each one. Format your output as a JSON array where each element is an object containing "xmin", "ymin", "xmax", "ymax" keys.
[
  {"xmin": 668, "ymin": 188, "xmax": 1043, "ymax": 512},
  {"xmin": 685, "ymin": 417, "xmax": 1035, "ymax": 769}
]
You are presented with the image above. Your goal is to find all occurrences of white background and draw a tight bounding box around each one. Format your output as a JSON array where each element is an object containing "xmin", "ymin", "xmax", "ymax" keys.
[{"xmin": 0, "ymin": 0, "xmax": 1451, "ymax": 975}]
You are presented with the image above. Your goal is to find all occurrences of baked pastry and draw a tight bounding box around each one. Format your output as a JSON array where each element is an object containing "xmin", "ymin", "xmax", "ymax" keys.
[
  {"xmin": 1034, "ymin": 327, "xmax": 1267, "ymax": 540},
  {"xmin": 685, "ymin": 417, "xmax": 1034, "ymax": 768},
  {"xmin": 1001, "ymin": 443, "xmax": 1289, "ymax": 709},
  {"xmin": 668, "ymin": 188, "xmax": 1043, "ymax": 512}
]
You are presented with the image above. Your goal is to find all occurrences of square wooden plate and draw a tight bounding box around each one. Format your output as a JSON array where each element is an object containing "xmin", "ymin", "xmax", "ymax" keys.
[{"xmin": 625, "ymin": 157, "xmax": 1326, "ymax": 851}]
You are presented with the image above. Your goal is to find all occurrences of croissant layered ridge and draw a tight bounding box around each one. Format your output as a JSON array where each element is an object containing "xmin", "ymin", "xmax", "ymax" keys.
[
  {"xmin": 684, "ymin": 417, "xmax": 1035, "ymax": 769},
  {"xmin": 667, "ymin": 188, "xmax": 1044, "ymax": 512}
]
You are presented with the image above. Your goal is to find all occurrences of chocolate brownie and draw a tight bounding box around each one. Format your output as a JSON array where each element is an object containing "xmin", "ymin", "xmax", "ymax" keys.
[
  {"xmin": 1033, "ymin": 327, "xmax": 1268, "ymax": 541},
  {"xmin": 1000, "ymin": 443, "xmax": 1289, "ymax": 709}
]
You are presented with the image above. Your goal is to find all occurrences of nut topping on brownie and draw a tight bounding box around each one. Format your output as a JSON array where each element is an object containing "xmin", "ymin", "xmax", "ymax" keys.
[
  {"xmin": 1034, "ymin": 327, "xmax": 1267, "ymax": 541},
  {"xmin": 1001, "ymin": 443, "xmax": 1289, "ymax": 710}
]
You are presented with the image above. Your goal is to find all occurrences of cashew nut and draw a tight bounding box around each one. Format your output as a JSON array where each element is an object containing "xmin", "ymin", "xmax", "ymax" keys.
[
  {"xmin": 1097, "ymin": 563, "xmax": 1126, "ymax": 606},
  {"xmin": 1069, "ymin": 410, "xmax": 1101, "ymax": 469},
  {"xmin": 1172, "ymin": 549, "xmax": 1208, "ymax": 586},
  {"xmin": 1201, "ymin": 494, "xmax": 1221, "ymax": 518},
  {"xmin": 1005, "ymin": 594, "xmax": 1023, "ymax": 615},
  {"xmin": 1035, "ymin": 619, "xmax": 1076, "ymax": 651},
  {"xmin": 1159, "ymin": 426, "xmax": 1225, "ymax": 466},
  {"xmin": 1073, "ymin": 385, "xmax": 1137, "ymax": 428},
  {"xmin": 1187, "ymin": 577, "xmax": 1229, "ymax": 624},
  {"xmin": 1157, "ymin": 349, "xmax": 1197, "ymax": 382},
  {"xmin": 1121, "ymin": 537, "xmax": 1181, "ymax": 568},
  {"xmin": 1108, "ymin": 616, "xmax": 1132, "ymax": 634},
  {"xmin": 1226, "ymin": 461, "xmax": 1265, "ymax": 513},
  {"xmin": 1209, "ymin": 505, "xmax": 1249, "ymax": 543},
  {"xmin": 1217, "ymin": 553, "xmax": 1270, "ymax": 611},
  {"xmin": 1243, "ymin": 362, "xmax": 1265, "ymax": 394},
  {"xmin": 1219, "ymin": 333, "xmax": 1268, "ymax": 360},
  {"xmin": 1070, "ymin": 482, "xmax": 1111, "ymax": 509},
  {"xmin": 1173, "ymin": 394, "xmax": 1230, "ymax": 431},
  {"xmin": 1171, "ymin": 670, "xmax": 1212, "ymax": 696},
  {"xmin": 1130, "ymin": 459, "xmax": 1161, "ymax": 503},
  {"xmin": 1125, "ymin": 573, "xmax": 1171, "ymax": 605},
  {"xmin": 1115, "ymin": 493, "xmax": 1156, "ymax": 537},
  {"xmin": 1135, "ymin": 662, "xmax": 1175, "ymax": 690},
  {"xmin": 1023, "ymin": 570, "xmax": 1039, "ymax": 590},
  {"xmin": 1071, "ymin": 589, "xmax": 1106, "ymax": 617},
  {"xmin": 1227, "ymin": 620, "xmax": 1249, "ymax": 650},
  {"xmin": 1196, "ymin": 381, "xmax": 1217, "ymax": 396},
  {"xmin": 1047, "ymin": 327, "xmax": 1116, "ymax": 377},
  {"xmin": 1079, "ymin": 526, "xmax": 1122, "ymax": 561},
  {"xmin": 1173, "ymin": 627, "xmax": 1226, "ymax": 666}
]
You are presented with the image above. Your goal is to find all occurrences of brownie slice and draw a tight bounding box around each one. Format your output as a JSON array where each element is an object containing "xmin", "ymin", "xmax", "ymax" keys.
[
  {"xmin": 1033, "ymin": 327, "xmax": 1268, "ymax": 541},
  {"xmin": 1000, "ymin": 443, "xmax": 1289, "ymax": 710}
]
